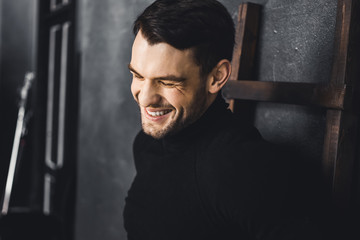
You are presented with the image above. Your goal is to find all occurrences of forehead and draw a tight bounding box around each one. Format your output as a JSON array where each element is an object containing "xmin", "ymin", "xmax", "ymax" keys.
[{"xmin": 130, "ymin": 32, "xmax": 199, "ymax": 77}]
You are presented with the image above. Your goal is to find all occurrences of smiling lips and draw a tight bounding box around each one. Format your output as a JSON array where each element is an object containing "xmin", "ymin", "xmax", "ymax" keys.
[{"xmin": 144, "ymin": 108, "xmax": 172, "ymax": 120}]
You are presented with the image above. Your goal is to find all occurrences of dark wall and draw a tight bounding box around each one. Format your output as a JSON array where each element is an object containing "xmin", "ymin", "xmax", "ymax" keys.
[
  {"xmin": 0, "ymin": 0, "xmax": 2, "ymax": 82},
  {"xmin": 74, "ymin": 1, "xmax": 337, "ymax": 240},
  {"xmin": 254, "ymin": 0, "xmax": 336, "ymax": 163},
  {"xmin": 75, "ymin": 1, "xmax": 152, "ymax": 240}
]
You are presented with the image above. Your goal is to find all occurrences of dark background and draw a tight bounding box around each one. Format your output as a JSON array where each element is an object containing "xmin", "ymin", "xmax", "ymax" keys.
[{"xmin": 1, "ymin": 0, "xmax": 357, "ymax": 240}]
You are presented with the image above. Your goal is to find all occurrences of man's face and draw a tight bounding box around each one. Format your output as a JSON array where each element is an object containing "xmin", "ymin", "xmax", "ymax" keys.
[{"xmin": 129, "ymin": 32, "xmax": 212, "ymax": 139}]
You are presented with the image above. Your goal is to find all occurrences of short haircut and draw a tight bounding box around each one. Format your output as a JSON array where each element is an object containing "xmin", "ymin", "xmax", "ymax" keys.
[{"xmin": 133, "ymin": 0, "xmax": 235, "ymax": 78}]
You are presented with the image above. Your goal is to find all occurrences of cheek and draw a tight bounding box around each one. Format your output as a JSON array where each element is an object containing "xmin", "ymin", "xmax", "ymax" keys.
[{"xmin": 165, "ymin": 91, "xmax": 192, "ymax": 111}]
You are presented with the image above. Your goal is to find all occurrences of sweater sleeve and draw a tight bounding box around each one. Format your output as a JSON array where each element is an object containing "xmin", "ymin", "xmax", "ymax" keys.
[{"xmin": 196, "ymin": 134, "xmax": 322, "ymax": 240}]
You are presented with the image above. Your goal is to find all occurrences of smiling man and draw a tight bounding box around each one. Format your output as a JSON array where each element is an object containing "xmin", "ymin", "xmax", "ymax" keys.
[
  {"xmin": 123, "ymin": 0, "xmax": 321, "ymax": 239},
  {"xmin": 127, "ymin": 2, "xmax": 232, "ymax": 140},
  {"xmin": 128, "ymin": 33, "xmax": 217, "ymax": 139}
]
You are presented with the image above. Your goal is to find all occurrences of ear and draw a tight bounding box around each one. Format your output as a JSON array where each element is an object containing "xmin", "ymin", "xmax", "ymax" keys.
[{"xmin": 207, "ymin": 59, "xmax": 231, "ymax": 94}]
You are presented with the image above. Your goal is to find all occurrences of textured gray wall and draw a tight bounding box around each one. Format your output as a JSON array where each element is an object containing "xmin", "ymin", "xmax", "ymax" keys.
[
  {"xmin": 76, "ymin": 1, "xmax": 152, "ymax": 240},
  {"xmin": 254, "ymin": 0, "xmax": 336, "ymax": 163},
  {"xmin": 75, "ymin": 0, "xmax": 336, "ymax": 240}
]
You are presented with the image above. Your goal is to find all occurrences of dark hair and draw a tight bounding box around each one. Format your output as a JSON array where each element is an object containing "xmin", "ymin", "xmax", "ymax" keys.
[{"xmin": 133, "ymin": 0, "xmax": 235, "ymax": 77}]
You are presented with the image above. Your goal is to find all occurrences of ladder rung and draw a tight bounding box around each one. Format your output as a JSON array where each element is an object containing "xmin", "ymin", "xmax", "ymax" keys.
[{"xmin": 223, "ymin": 80, "xmax": 346, "ymax": 110}]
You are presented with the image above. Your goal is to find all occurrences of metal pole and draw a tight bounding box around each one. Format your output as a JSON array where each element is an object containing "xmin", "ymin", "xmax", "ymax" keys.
[{"xmin": 1, "ymin": 72, "xmax": 34, "ymax": 215}]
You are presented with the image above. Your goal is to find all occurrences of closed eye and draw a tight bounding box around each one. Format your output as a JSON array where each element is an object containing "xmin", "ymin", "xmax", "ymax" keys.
[
  {"xmin": 128, "ymin": 64, "xmax": 144, "ymax": 80},
  {"xmin": 159, "ymin": 81, "xmax": 176, "ymax": 87},
  {"xmin": 131, "ymin": 72, "xmax": 143, "ymax": 80}
]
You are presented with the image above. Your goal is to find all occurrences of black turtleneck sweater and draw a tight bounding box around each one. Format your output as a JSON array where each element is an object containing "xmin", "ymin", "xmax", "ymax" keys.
[{"xmin": 123, "ymin": 96, "xmax": 320, "ymax": 240}]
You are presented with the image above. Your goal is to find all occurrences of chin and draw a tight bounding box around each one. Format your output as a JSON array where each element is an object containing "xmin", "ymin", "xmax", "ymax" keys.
[
  {"xmin": 142, "ymin": 120, "xmax": 184, "ymax": 139},
  {"xmin": 142, "ymin": 124, "xmax": 170, "ymax": 139}
]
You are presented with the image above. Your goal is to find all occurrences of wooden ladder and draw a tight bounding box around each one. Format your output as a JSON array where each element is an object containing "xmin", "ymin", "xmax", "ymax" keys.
[{"xmin": 223, "ymin": 0, "xmax": 360, "ymax": 215}]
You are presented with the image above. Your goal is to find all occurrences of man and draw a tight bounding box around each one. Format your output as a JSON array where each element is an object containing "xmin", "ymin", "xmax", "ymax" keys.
[{"xmin": 124, "ymin": 0, "xmax": 320, "ymax": 239}]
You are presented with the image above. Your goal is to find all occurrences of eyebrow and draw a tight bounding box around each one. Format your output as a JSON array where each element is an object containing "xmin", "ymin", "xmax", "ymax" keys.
[
  {"xmin": 128, "ymin": 63, "xmax": 186, "ymax": 83},
  {"xmin": 128, "ymin": 64, "xmax": 143, "ymax": 78}
]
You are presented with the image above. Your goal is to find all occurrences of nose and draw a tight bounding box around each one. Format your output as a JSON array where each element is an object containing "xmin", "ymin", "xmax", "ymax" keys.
[{"xmin": 137, "ymin": 80, "xmax": 161, "ymax": 107}]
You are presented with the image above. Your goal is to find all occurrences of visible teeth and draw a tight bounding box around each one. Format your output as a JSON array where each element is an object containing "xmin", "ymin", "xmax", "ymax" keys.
[{"xmin": 147, "ymin": 110, "xmax": 170, "ymax": 117}]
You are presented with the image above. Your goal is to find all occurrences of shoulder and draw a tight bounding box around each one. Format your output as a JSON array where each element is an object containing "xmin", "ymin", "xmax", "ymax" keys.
[
  {"xmin": 197, "ymin": 123, "xmax": 278, "ymax": 183},
  {"xmin": 197, "ymin": 116, "xmax": 288, "ymax": 184},
  {"xmin": 199, "ymin": 113, "xmax": 267, "ymax": 167},
  {"xmin": 195, "ymin": 119, "xmax": 291, "ymax": 215}
]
